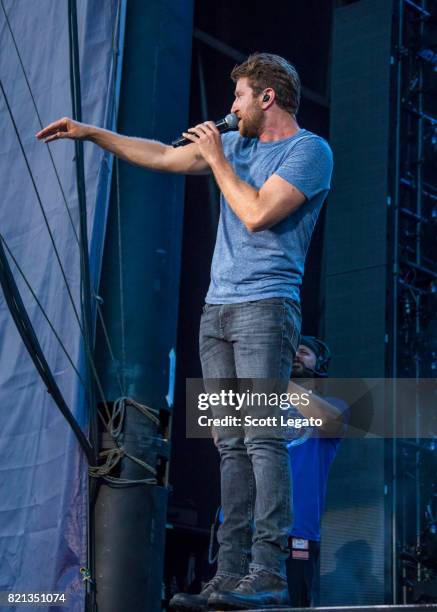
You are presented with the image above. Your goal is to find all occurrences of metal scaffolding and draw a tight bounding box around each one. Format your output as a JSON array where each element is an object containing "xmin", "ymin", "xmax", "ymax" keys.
[{"xmin": 389, "ymin": 0, "xmax": 437, "ymax": 603}]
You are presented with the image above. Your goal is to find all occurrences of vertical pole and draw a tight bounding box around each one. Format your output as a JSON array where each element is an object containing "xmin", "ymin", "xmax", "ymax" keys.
[
  {"xmin": 414, "ymin": 0, "xmax": 426, "ymax": 591},
  {"xmin": 391, "ymin": 0, "xmax": 404, "ymax": 603},
  {"xmin": 67, "ymin": 2, "xmax": 98, "ymax": 610}
]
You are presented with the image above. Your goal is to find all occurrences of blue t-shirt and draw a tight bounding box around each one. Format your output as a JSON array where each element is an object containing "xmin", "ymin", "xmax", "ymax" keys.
[
  {"xmin": 288, "ymin": 397, "xmax": 348, "ymax": 541},
  {"xmin": 206, "ymin": 129, "xmax": 333, "ymax": 304}
]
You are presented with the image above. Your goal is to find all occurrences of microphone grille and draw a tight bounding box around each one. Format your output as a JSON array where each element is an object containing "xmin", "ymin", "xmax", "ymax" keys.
[{"xmin": 225, "ymin": 113, "xmax": 239, "ymax": 130}]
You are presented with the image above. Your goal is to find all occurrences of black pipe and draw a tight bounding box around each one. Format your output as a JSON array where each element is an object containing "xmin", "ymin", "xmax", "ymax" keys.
[
  {"xmin": 67, "ymin": 2, "xmax": 99, "ymax": 610},
  {"xmin": 67, "ymin": 0, "xmax": 98, "ymax": 462}
]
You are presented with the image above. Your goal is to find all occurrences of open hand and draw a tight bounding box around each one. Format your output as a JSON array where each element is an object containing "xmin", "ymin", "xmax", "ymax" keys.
[{"xmin": 35, "ymin": 117, "xmax": 89, "ymax": 144}]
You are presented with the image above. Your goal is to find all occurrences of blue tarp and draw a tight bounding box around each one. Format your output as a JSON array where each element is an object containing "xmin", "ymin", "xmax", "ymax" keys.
[{"xmin": 0, "ymin": 1, "xmax": 122, "ymax": 609}]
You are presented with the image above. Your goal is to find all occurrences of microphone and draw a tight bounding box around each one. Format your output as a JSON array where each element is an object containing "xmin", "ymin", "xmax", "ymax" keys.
[{"xmin": 172, "ymin": 113, "xmax": 239, "ymax": 148}]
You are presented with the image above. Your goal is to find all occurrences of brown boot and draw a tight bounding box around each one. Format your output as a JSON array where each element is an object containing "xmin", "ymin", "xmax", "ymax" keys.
[
  {"xmin": 169, "ymin": 573, "xmax": 242, "ymax": 611},
  {"xmin": 208, "ymin": 568, "xmax": 289, "ymax": 610}
]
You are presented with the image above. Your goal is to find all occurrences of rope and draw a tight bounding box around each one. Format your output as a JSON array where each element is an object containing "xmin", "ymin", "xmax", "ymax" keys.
[
  {"xmin": 109, "ymin": 396, "xmax": 160, "ymax": 439},
  {"xmin": 95, "ymin": 299, "xmax": 125, "ymax": 396},
  {"xmin": 88, "ymin": 447, "xmax": 157, "ymax": 485},
  {"xmin": 88, "ymin": 397, "xmax": 160, "ymax": 485}
]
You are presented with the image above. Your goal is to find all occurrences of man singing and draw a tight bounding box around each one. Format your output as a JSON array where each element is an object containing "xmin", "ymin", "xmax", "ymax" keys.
[{"xmin": 37, "ymin": 53, "xmax": 333, "ymax": 610}]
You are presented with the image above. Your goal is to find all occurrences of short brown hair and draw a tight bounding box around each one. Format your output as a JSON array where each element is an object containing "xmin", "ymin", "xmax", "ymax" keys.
[{"xmin": 231, "ymin": 53, "xmax": 301, "ymax": 116}]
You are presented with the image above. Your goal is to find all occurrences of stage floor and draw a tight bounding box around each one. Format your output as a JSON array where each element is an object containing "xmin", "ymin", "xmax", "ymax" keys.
[{"xmin": 231, "ymin": 605, "xmax": 437, "ymax": 612}]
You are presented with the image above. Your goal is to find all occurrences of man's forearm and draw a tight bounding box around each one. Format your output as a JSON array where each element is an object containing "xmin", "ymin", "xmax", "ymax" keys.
[
  {"xmin": 209, "ymin": 156, "xmax": 262, "ymax": 231},
  {"xmin": 36, "ymin": 117, "xmax": 210, "ymax": 174},
  {"xmin": 87, "ymin": 125, "xmax": 169, "ymax": 170},
  {"xmin": 288, "ymin": 381, "xmax": 344, "ymax": 435}
]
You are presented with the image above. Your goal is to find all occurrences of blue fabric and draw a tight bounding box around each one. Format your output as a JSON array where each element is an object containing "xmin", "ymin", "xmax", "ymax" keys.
[
  {"xmin": 206, "ymin": 129, "xmax": 333, "ymax": 304},
  {"xmin": 288, "ymin": 398, "xmax": 349, "ymax": 541},
  {"xmin": 0, "ymin": 2, "xmax": 122, "ymax": 610}
]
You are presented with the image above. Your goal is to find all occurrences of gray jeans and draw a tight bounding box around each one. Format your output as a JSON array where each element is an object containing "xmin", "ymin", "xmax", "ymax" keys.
[{"xmin": 199, "ymin": 297, "xmax": 301, "ymax": 579}]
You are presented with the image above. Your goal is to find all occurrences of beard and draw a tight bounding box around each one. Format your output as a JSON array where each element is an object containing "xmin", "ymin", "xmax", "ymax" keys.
[
  {"xmin": 292, "ymin": 361, "xmax": 315, "ymax": 379},
  {"xmin": 239, "ymin": 103, "xmax": 265, "ymax": 138}
]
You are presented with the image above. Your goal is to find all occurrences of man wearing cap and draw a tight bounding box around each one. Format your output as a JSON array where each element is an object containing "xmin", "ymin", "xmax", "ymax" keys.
[{"xmin": 286, "ymin": 336, "xmax": 348, "ymax": 607}]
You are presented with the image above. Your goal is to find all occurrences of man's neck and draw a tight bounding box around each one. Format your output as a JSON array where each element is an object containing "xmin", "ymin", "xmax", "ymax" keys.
[{"xmin": 259, "ymin": 113, "xmax": 300, "ymax": 143}]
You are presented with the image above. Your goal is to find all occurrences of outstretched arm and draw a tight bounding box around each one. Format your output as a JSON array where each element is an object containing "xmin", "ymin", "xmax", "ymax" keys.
[{"xmin": 35, "ymin": 117, "xmax": 211, "ymax": 175}]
